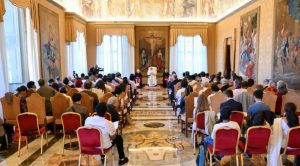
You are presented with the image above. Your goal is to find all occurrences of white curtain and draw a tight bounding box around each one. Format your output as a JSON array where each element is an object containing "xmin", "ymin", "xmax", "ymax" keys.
[
  {"xmin": 25, "ymin": 9, "xmax": 40, "ymax": 83},
  {"xmin": 0, "ymin": 22, "xmax": 9, "ymax": 118},
  {"xmin": 170, "ymin": 35, "xmax": 207, "ymax": 78},
  {"xmin": 96, "ymin": 35, "xmax": 134, "ymax": 78},
  {"xmin": 66, "ymin": 31, "xmax": 87, "ymax": 76}
]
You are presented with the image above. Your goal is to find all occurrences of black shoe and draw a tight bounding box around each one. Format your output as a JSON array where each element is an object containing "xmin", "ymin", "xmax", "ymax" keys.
[
  {"xmin": 119, "ymin": 157, "xmax": 129, "ymax": 165},
  {"xmin": 100, "ymin": 156, "xmax": 105, "ymax": 164}
]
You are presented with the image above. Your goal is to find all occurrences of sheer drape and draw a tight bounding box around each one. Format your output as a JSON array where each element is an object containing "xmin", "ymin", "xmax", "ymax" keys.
[
  {"xmin": 96, "ymin": 35, "xmax": 134, "ymax": 77},
  {"xmin": 0, "ymin": 22, "xmax": 9, "ymax": 118},
  {"xmin": 66, "ymin": 31, "xmax": 87, "ymax": 76},
  {"xmin": 170, "ymin": 35, "xmax": 207, "ymax": 77}
]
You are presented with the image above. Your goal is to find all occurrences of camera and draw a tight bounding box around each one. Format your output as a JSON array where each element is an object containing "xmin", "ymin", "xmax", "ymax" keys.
[
  {"xmin": 73, "ymin": 71, "xmax": 79, "ymax": 79},
  {"xmin": 90, "ymin": 65, "xmax": 104, "ymax": 75}
]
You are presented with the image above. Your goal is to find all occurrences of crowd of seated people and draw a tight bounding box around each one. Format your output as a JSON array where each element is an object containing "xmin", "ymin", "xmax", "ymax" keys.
[
  {"xmin": 0, "ymin": 68, "xmax": 142, "ymax": 165},
  {"xmin": 167, "ymin": 70, "xmax": 299, "ymax": 165}
]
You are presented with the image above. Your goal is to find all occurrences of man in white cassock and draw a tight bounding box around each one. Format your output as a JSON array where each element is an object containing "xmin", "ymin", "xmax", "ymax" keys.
[{"xmin": 147, "ymin": 66, "xmax": 157, "ymax": 87}]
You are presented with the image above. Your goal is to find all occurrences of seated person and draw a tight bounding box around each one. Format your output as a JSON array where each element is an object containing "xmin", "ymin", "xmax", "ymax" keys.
[
  {"xmin": 106, "ymin": 96, "xmax": 120, "ymax": 122},
  {"xmin": 81, "ymin": 80, "xmax": 99, "ymax": 109},
  {"xmin": 37, "ymin": 79, "xmax": 56, "ymax": 116},
  {"xmin": 85, "ymin": 103, "xmax": 129, "ymax": 165},
  {"xmin": 175, "ymin": 79, "xmax": 188, "ymax": 115},
  {"xmin": 247, "ymin": 90, "xmax": 271, "ymax": 118},
  {"xmin": 67, "ymin": 93, "xmax": 89, "ymax": 124},
  {"xmin": 204, "ymin": 107, "xmax": 240, "ymax": 163},
  {"xmin": 219, "ymin": 89, "xmax": 243, "ymax": 121}
]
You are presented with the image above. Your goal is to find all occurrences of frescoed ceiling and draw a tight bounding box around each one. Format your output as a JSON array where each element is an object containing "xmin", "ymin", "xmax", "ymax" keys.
[{"xmin": 52, "ymin": 0, "xmax": 254, "ymax": 22}]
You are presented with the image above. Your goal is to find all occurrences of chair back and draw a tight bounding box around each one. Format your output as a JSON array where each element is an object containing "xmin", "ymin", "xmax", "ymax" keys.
[
  {"xmin": 61, "ymin": 112, "xmax": 81, "ymax": 135},
  {"xmin": 80, "ymin": 92, "xmax": 94, "ymax": 114},
  {"xmin": 174, "ymin": 82, "xmax": 181, "ymax": 97},
  {"xmin": 210, "ymin": 92, "xmax": 226, "ymax": 113},
  {"xmin": 1, "ymin": 95, "xmax": 20, "ymax": 124},
  {"xmin": 77, "ymin": 126, "xmax": 103, "ymax": 154},
  {"xmin": 230, "ymin": 111, "xmax": 244, "ymax": 129},
  {"xmin": 244, "ymin": 126, "xmax": 271, "ymax": 153},
  {"xmin": 66, "ymin": 88, "xmax": 79, "ymax": 97},
  {"xmin": 281, "ymin": 91, "xmax": 300, "ymax": 115},
  {"xmin": 50, "ymin": 92, "xmax": 70, "ymax": 121},
  {"xmin": 100, "ymin": 92, "xmax": 114, "ymax": 103},
  {"xmin": 195, "ymin": 112, "xmax": 205, "ymax": 130},
  {"xmin": 104, "ymin": 112, "xmax": 112, "ymax": 121},
  {"xmin": 262, "ymin": 91, "xmax": 277, "ymax": 112},
  {"xmin": 202, "ymin": 88, "xmax": 211, "ymax": 98},
  {"xmin": 26, "ymin": 93, "xmax": 46, "ymax": 120},
  {"xmin": 17, "ymin": 112, "xmax": 40, "ymax": 135},
  {"xmin": 194, "ymin": 83, "xmax": 202, "ymax": 93},
  {"xmin": 247, "ymin": 87, "xmax": 255, "ymax": 96},
  {"xmin": 285, "ymin": 126, "xmax": 300, "ymax": 152},
  {"xmin": 185, "ymin": 92, "xmax": 198, "ymax": 119},
  {"xmin": 213, "ymin": 127, "xmax": 240, "ymax": 155}
]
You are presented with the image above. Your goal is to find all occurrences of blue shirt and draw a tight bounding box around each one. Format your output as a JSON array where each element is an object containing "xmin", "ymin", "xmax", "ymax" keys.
[{"xmin": 248, "ymin": 101, "xmax": 270, "ymax": 117}]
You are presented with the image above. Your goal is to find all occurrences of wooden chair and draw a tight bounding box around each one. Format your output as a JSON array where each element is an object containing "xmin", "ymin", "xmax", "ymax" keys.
[
  {"xmin": 61, "ymin": 112, "xmax": 81, "ymax": 154},
  {"xmin": 281, "ymin": 91, "xmax": 300, "ymax": 115},
  {"xmin": 194, "ymin": 83, "xmax": 203, "ymax": 93},
  {"xmin": 262, "ymin": 91, "xmax": 277, "ymax": 112},
  {"xmin": 181, "ymin": 92, "xmax": 198, "ymax": 137},
  {"xmin": 80, "ymin": 92, "xmax": 94, "ymax": 115},
  {"xmin": 207, "ymin": 127, "xmax": 240, "ymax": 166},
  {"xmin": 210, "ymin": 92, "xmax": 226, "ymax": 113},
  {"xmin": 174, "ymin": 82, "xmax": 181, "ymax": 98},
  {"xmin": 202, "ymin": 87, "xmax": 211, "ymax": 98},
  {"xmin": 66, "ymin": 88, "xmax": 79, "ymax": 97},
  {"xmin": 50, "ymin": 92, "xmax": 71, "ymax": 134},
  {"xmin": 100, "ymin": 92, "xmax": 114, "ymax": 103},
  {"xmin": 26, "ymin": 93, "xmax": 54, "ymax": 126},
  {"xmin": 1, "ymin": 94, "xmax": 20, "ymax": 125},
  {"xmin": 77, "ymin": 126, "xmax": 113, "ymax": 166},
  {"xmin": 17, "ymin": 112, "xmax": 48, "ymax": 156},
  {"xmin": 239, "ymin": 126, "xmax": 271, "ymax": 166}
]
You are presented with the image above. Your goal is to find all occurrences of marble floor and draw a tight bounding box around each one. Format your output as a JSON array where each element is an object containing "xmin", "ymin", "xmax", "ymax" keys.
[{"xmin": 0, "ymin": 86, "xmax": 296, "ymax": 166}]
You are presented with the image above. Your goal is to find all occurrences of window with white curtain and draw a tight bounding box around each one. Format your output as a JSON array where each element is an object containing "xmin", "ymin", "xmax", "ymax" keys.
[
  {"xmin": 66, "ymin": 31, "xmax": 87, "ymax": 76},
  {"xmin": 3, "ymin": 0, "xmax": 40, "ymax": 89},
  {"xmin": 170, "ymin": 35, "xmax": 207, "ymax": 77},
  {"xmin": 96, "ymin": 35, "xmax": 134, "ymax": 77}
]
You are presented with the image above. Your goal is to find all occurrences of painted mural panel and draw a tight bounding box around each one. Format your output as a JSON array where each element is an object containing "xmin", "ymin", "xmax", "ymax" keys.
[
  {"xmin": 39, "ymin": 5, "xmax": 61, "ymax": 80},
  {"xmin": 239, "ymin": 8, "xmax": 260, "ymax": 81},
  {"xmin": 273, "ymin": 0, "xmax": 300, "ymax": 90},
  {"xmin": 53, "ymin": 0, "xmax": 251, "ymax": 21}
]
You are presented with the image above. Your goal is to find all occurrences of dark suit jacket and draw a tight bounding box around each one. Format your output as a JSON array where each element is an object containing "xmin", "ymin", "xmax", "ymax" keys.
[
  {"xmin": 220, "ymin": 99, "xmax": 243, "ymax": 113},
  {"xmin": 220, "ymin": 85, "xmax": 230, "ymax": 92}
]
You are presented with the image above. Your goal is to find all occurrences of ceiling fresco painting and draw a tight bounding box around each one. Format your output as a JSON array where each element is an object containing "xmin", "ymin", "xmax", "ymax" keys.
[{"xmin": 52, "ymin": 0, "xmax": 253, "ymax": 22}]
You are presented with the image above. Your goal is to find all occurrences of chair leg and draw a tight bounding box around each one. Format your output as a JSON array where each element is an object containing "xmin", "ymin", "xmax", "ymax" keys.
[
  {"xmin": 40, "ymin": 133, "xmax": 44, "ymax": 154},
  {"xmin": 62, "ymin": 134, "xmax": 65, "ymax": 154},
  {"xmin": 266, "ymin": 154, "xmax": 269, "ymax": 165},
  {"xmin": 210, "ymin": 154, "xmax": 212, "ymax": 166},
  {"xmin": 236, "ymin": 154, "xmax": 239, "ymax": 166},
  {"xmin": 185, "ymin": 122, "xmax": 188, "ymax": 137},
  {"xmin": 78, "ymin": 154, "xmax": 81, "ymax": 166},
  {"xmin": 104, "ymin": 155, "xmax": 107, "ymax": 166},
  {"xmin": 69, "ymin": 135, "xmax": 72, "ymax": 149},
  {"xmin": 240, "ymin": 154, "xmax": 244, "ymax": 166},
  {"xmin": 193, "ymin": 132, "xmax": 196, "ymax": 155},
  {"xmin": 4, "ymin": 134, "xmax": 8, "ymax": 149},
  {"xmin": 45, "ymin": 132, "xmax": 48, "ymax": 146},
  {"xmin": 18, "ymin": 134, "xmax": 21, "ymax": 157},
  {"xmin": 26, "ymin": 137, "xmax": 28, "ymax": 149}
]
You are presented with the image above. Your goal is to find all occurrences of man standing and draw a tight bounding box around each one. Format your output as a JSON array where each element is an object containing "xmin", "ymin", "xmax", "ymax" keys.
[{"xmin": 85, "ymin": 103, "xmax": 129, "ymax": 165}]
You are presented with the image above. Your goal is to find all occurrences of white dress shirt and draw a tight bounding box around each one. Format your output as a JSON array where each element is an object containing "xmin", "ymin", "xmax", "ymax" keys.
[
  {"xmin": 175, "ymin": 88, "xmax": 186, "ymax": 105},
  {"xmin": 232, "ymin": 88, "xmax": 247, "ymax": 97},
  {"xmin": 85, "ymin": 116, "xmax": 116, "ymax": 148}
]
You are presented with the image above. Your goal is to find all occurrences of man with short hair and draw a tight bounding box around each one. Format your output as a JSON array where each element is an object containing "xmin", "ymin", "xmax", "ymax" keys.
[
  {"xmin": 37, "ymin": 79, "xmax": 55, "ymax": 115},
  {"xmin": 85, "ymin": 103, "xmax": 129, "ymax": 165},
  {"xmin": 232, "ymin": 77, "xmax": 247, "ymax": 97},
  {"xmin": 106, "ymin": 96, "xmax": 120, "ymax": 122},
  {"xmin": 248, "ymin": 90, "xmax": 271, "ymax": 117},
  {"xmin": 220, "ymin": 78, "xmax": 230, "ymax": 92},
  {"xmin": 220, "ymin": 89, "xmax": 243, "ymax": 116},
  {"xmin": 67, "ymin": 93, "xmax": 89, "ymax": 124},
  {"xmin": 81, "ymin": 80, "xmax": 99, "ymax": 109}
]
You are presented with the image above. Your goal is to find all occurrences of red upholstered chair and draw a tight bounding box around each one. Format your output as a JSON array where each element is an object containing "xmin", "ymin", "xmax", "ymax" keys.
[
  {"xmin": 77, "ymin": 126, "xmax": 112, "ymax": 166},
  {"xmin": 61, "ymin": 112, "xmax": 81, "ymax": 154},
  {"xmin": 17, "ymin": 112, "xmax": 48, "ymax": 157},
  {"xmin": 230, "ymin": 111, "xmax": 244, "ymax": 130},
  {"xmin": 239, "ymin": 126, "xmax": 272, "ymax": 166},
  {"xmin": 280, "ymin": 126, "xmax": 300, "ymax": 162},
  {"xmin": 207, "ymin": 127, "xmax": 240, "ymax": 166},
  {"xmin": 194, "ymin": 112, "xmax": 205, "ymax": 154}
]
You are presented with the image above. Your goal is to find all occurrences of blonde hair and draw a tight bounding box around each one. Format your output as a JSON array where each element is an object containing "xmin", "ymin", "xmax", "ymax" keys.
[{"xmin": 196, "ymin": 93, "xmax": 209, "ymax": 112}]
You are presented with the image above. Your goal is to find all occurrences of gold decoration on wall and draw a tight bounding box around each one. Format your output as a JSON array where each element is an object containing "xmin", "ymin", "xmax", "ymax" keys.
[
  {"xmin": 9, "ymin": 0, "xmax": 30, "ymax": 8},
  {"xmin": 65, "ymin": 12, "xmax": 87, "ymax": 42},
  {"xmin": 95, "ymin": 24, "xmax": 135, "ymax": 46},
  {"xmin": 169, "ymin": 23, "xmax": 208, "ymax": 46},
  {"xmin": 0, "ymin": 0, "xmax": 5, "ymax": 22}
]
